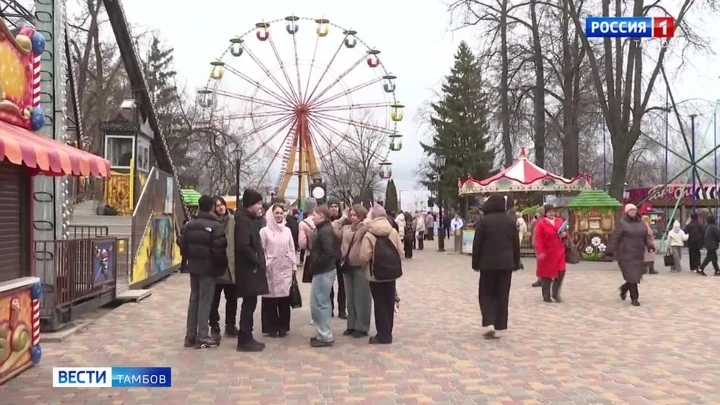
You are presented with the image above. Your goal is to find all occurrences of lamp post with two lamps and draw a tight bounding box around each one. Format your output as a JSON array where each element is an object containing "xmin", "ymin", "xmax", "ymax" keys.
[
  {"xmin": 231, "ymin": 148, "xmax": 243, "ymax": 206},
  {"xmin": 435, "ymin": 154, "xmax": 447, "ymax": 252}
]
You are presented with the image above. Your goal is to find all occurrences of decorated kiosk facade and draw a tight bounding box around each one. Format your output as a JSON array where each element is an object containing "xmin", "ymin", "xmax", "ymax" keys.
[
  {"xmin": 457, "ymin": 148, "xmax": 591, "ymax": 255},
  {"xmin": 566, "ymin": 190, "xmax": 622, "ymax": 261},
  {"xmin": 0, "ymin": 22, "xmax": 110, "ymax": 383}
]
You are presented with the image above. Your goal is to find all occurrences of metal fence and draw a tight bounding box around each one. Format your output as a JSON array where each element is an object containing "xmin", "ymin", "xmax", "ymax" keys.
[
  {"xmin": 34, "ymin": 237, "xmax": 129, "ymax": 331},
  {"xmin": 67, "ymin": 224, "xmax": 109, "ymax": 239}
]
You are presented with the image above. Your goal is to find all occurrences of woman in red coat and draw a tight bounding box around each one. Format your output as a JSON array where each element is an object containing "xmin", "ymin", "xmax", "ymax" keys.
[{"xmin": 533, "ymin": 204, "xmax": 567, "ymax": 302}]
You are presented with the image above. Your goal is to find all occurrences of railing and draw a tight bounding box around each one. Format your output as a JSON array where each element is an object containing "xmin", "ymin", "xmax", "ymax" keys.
[
  {"xmin": 67, "ymin": 225, "xmax": 109, "ymax": 239},
  {"xmin": 34, "ymin": 237, "xmax": 129, "ymax": 330}
]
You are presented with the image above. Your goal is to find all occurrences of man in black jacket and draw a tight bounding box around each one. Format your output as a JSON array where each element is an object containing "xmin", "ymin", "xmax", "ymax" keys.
[
  {"xmin": 472, "ymin": 194, "xmax": 521, "ymax": 340},
  {"xmin": 684, "ymin": 213, "xmax": 704, "ymax": 272},
  {"xmin": 698, "ymin": 215, "xmax": 720, "ymax": 276},
  {"xmin": 235, "ymin": 188, "xmax": 270, "ymax": 352},
  {"xmin": 182, "ymin": 195, "xmax": 228, "ymax": 349},
  {"xmin": 327, "ymin": 198, "xmax": 346, "ymax": 319}
]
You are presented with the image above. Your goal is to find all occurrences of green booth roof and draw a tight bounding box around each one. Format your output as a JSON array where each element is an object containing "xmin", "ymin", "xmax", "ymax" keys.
[
  {"xmin": 567, "ymin": 190, "xmax": 622, "ymax": 208},
  {"xmin": 181, "ymin": 189, "xmax": 202, "ymax": 206}
]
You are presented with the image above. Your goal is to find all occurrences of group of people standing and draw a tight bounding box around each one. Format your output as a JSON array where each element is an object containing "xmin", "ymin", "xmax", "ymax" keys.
[{"xmin": 180, "ymin": 190, "xmax": 405, "ymax": 351}]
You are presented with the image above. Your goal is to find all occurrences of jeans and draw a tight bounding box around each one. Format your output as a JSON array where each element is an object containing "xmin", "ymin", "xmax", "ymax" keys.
[
  {"xmin": 210, "ymin": 284, "xmax": 237, "ymax": 329},
  {"xmin": 238, "ymin": 296, "xmax": 258, "ymax": 344},
  {"xmin": 186, "ymin": 274, "xmax": 216, "ymax": 341},
  {"xmin": 310, "ymin": 269, "xmax": 336, "ymax": 342},
  {"xmin": 370, "ymin": 280, "xmax": 396, "ymax": 343},
  {"xmin": 343, "ymin": 268, "xmax": 372, "ymax": 333}
]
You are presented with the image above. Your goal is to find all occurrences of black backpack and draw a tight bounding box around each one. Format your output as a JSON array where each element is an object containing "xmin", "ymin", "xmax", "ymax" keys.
[{"xmin": 370, "ymin": 235, "xmax": 403, "ymax": 281}]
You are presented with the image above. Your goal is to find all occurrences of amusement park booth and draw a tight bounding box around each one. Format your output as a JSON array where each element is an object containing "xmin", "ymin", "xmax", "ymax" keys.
[
  {"xmin": 626, "ymin": 183, "xmax": 720, "ymax": 226},
  {"xmin": 566, "ymin": 190, "xmax": 622, "ymax": 261},
  {"xmin": 0, "ymin": 23, "xmax": 111, "ymax": 383},
  {"xmin": 457, "ymin": 148, "xmax": 591, "ymax": 255}
]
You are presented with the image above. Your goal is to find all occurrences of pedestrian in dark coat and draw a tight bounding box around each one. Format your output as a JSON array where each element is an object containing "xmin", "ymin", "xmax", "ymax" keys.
[
  {"xmin": 684, "ymin": 213, "xmax": 704, "ymax": 271},
  {"xmin": 286, "ymin": 210, "xmax": 300, "ymax": 251},
  {"xmin": 698, "ymin": 216, "xmax": 720, "ymax": 276},
  {"xmin": 472, "ymin": 194, "xmax": 520, "ymax": 339},
  {"xmin": 234, "ymin": 188, "xmax": 269, "ymax": 351},
  {"xmin": 181, "ymin": 195, "xmax": 228, "ymax": 349},
  {"xmin": 607, "ymin": 204, "xmax": 654, "ymax": 306}
]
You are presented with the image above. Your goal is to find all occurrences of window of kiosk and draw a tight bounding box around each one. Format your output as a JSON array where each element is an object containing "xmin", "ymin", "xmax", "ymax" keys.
[
  {"xmin": 137, "ymin": 139, "xmax": 151, "ymax": 172},
  {"xmin": 106, "ymin": 136, "xmax": 135, "ymax": 169}
]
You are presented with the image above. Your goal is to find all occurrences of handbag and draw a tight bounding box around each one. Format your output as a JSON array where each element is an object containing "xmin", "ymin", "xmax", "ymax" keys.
[
  {"xmin": 565, "ymin": 242, "xmax": 580, "ymax": 264},
  {"xmin": 289, "ymin": 272, "xmax": 302, "ymax": 309},
  {"xmin": 663, "ymin": 251, "xmax": 675, "ymax": 267}
]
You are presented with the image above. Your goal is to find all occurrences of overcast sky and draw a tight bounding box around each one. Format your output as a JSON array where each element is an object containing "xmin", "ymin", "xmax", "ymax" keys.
[{"xmin": 80, "ymin": 0, "xmax": 720, "ymax": 207}]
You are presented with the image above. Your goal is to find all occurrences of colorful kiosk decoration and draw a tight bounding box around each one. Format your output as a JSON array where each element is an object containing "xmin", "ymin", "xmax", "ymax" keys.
[
  {"xmin": 566, "ymin": 190, "xmax": 622, "ymax": 261},
  {"xmin": 457, "ymin": 148, "xmax": 591, "ymax": 255},
  {"xmin": 0, "ymin": 22, "xmax": 110, "ymax": 384}
]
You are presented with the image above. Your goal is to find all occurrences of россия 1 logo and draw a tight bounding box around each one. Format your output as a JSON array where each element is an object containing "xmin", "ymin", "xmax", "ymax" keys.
[{"xmin": 585, "ymin": 16, "xmax": 675, "ymax": 38}]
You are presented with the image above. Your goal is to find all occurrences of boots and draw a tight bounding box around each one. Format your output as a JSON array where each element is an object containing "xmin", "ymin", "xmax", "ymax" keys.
[
  {"xmin": 551, "ymin": 271, "xmax": 565, "ymax": 302},
  {"xmin": 628, "ymin": 283, "xmax": 640, "ymax": 306},
  {"xmin": 541, "ymin": 278, "xmax": 553, "ymax": 302},
  {"xmin": 531, "ymin": 278, "xmax": 542, "ymax": 288}
]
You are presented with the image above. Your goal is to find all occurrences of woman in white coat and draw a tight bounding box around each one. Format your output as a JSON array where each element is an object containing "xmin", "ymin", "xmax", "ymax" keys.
[
  {"xmin": 260, "ymin": 204, "xmax": 297, "ymax": 337},
  {"xmin": 667, "ymin": 220, "xmax": 689, "ymax": 272}
]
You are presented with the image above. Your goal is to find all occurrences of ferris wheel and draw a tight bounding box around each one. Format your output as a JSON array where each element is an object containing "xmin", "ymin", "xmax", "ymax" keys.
[{"xmin": 197, "ymin": 15, "xmax": 403, "ymax": 201}]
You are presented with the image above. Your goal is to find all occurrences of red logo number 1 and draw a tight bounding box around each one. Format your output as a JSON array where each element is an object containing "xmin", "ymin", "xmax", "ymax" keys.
[{"xmin": 653, "ymin": 17, "xmax": 675, "ymax": 38}]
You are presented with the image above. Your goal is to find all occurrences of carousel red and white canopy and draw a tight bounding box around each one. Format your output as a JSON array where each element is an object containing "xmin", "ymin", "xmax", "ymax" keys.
[{"xmin": 457, "ymin": 147, "xmax": 591, "ymax": 195}]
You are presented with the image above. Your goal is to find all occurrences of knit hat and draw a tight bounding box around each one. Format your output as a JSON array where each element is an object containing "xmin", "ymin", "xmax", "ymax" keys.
[
  {"xmin": 327, "ymin": 197, "xmax": 341, "ymax": 208},
  {"xmin": 624, "ymin": 203, "xmax": 637, "ymax": 214},
  {"xmin": 242, "ymin": 188, "xmax": 263, "ymax": 208}
]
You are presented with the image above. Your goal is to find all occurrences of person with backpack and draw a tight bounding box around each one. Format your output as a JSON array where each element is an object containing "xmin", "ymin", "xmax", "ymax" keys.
[{"xmin": 349, "ymin": 205, "xmax": 404, "ymax": 344}]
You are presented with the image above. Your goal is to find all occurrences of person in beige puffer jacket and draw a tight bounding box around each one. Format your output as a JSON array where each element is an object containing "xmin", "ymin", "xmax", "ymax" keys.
[{"xmin": 349, "ymin": 205, "xmax": 403, "ymax": 344}]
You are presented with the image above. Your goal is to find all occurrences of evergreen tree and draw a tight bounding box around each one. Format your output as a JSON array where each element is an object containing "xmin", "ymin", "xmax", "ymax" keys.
[
  {"xmin": 384, "ymin": 179, "xmax": 398, "ymax": 213},
  {"xmin": 420, "ymin": 42, "xmax": 494, "ymax": 216},
  {"xmin": 142, "ymin": 36, "xmax": 192, "ymax": 173}
]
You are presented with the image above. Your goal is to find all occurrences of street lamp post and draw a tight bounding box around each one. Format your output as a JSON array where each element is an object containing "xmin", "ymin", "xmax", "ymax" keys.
[
  {"xmin": 435, "ymin": 154, "xmax": 447, "ymax": 252},
  {"xmin": 231, "ymin": 148, "xmax": 243, "ymax": 206}
]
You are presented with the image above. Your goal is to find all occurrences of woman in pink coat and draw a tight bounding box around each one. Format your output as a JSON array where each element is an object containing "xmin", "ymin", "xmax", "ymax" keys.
[
  {"xmin": 533, "ymin": 204, "xmax": 567, "ymax": 303},
  {"xmin": 260, "ymin": 204, "xmax": 297, "ymax": 337}
]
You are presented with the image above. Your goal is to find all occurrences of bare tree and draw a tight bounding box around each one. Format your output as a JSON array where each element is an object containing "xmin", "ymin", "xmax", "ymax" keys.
[{"xmin": 316, "ymin": 114, "xmax": 387, "ymax": 205}]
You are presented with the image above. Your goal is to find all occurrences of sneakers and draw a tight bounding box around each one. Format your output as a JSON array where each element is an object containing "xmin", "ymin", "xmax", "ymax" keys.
[
  {"xmin": 236, "ymin": 339, "xmax": 266, "ymax": 352},
  {"xmin": 310, "ymin": 337, "xmax": 334, "ymax": 347},
  {"xmin": 210, "ymin": 325, "xmax": 221, "ymax": 341},
  {"xmin": 194, "ymin": 337, "xmax": 220, "ymax": 349},
  {"xmin": 482, "ymin": 325, "xmax": 498, "ymax": 340}
]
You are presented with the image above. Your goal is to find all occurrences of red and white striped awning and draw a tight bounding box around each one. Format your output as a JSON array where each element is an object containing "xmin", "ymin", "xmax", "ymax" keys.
[{"xmin": 458, "ymin": 147, "xmax": 591, "ymax": 196}]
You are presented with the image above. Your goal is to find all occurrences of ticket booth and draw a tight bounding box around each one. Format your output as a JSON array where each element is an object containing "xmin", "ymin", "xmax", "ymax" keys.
[{"xmin": 100, "ymin": 100, "xmax": 153, "ymax": 215}]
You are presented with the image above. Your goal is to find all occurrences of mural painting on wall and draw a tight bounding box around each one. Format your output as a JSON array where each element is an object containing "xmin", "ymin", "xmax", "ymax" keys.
[
  {"xmin": 93, "ymin": 240, "xmax": 116, "ymax": 286},
  {"xmin": 131, "ymin": 215, "xmax": 176, "ymax": 285},
  {"xmin": 0, "ymin": 292, "xmax": 32, "ymax": 382}
]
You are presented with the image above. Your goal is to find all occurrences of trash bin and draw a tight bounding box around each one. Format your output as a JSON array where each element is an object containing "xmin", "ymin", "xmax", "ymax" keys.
[{"xmin": 454, "ymin": 229, "xmax": 463, "ymax": 253}]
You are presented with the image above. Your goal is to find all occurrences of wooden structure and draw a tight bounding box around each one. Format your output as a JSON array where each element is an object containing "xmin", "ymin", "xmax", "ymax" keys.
[{"xmin": 566, "ymin": 190, "xmax": 622, "ymax": 261}]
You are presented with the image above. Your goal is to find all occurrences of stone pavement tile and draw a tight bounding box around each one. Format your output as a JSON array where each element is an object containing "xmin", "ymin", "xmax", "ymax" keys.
[{"xmin": 2, "ymin": 240, "xmax": 720, "ymax": 404}]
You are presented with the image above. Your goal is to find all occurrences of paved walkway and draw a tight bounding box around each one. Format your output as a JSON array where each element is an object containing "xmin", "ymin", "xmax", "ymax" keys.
[{"xmin": 3, "ymin": 240, "xmax": 720, "ymax": 404}]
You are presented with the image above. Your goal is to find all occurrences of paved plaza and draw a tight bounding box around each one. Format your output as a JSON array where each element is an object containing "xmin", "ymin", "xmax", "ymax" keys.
[{"xmin": 3, "ymin": 240, "xmax": 720, "ymax": 404}]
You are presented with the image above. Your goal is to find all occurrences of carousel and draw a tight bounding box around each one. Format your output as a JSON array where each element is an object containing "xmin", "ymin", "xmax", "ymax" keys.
[{"xmin": 457, "ymin": 148, "xmax": 591, "ymax": 255}]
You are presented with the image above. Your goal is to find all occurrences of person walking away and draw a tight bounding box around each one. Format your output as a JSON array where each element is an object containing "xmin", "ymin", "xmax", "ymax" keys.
[
  {"xmin": 425, "ymin": 211, "xmax": 435, "ymax": 241},
  {"xmin": 181, "ymin": 195, "xmax": 228, "ymax": 349},
  {"xmin": 327, "ymin": 199, "xmax": 347, "ymax": 319},
  {"xmin": 533, "ymin": 204, "xmax": 567, "ymax": 303},
  {"xmin": 308, "ymin": 206, "xmax": 339, "ymax": 347},
  {"xmin": 529, "ymin": 209, "xmax": 544, "ymax": 287},
  {"xmin": 606, "ymin": 204, "xmax": 654, "ymax": 306},
  {"xmin": 234, "ymin": 188, "xmax": 270, "ymax": 352},
  {"xmin": 333, "ymin": 205, "xmax": 372, "ymax": 338},
  {"xmin": 640, "ymin": 215, "xmax": 659, "ymax": 274},
  {"xmin": 415, "ymin": 212, "xmax": 426, "ymax": 250},
  {"xmin": 259, "ymin": 204, "xmax": 297, "ymax": 337},
  {"xmin": 209, "ymin": 197, "xmax": 237, "ymax": 340},
  {"xmin": 471, "ymin": 195, "xmax": 520, "ymax": 339},
  {"xmin": 667, "ymin": 220, "xmax": 688, "ymax": 272},
  {"xmin": 402, "ymin": 212, "xmax": 414, "ymax": 259},
  {"xmin": 698, "ymin": 216, "xmax": 720, "ymax": 276},
  {"xmin": 443, "ymin": 214, "xmax": 452, "ymax": 239},
  {"xmin": 349, "ymin": 205, "xmax": 403, "ymax": 344},
  {"xmin": 684, "ymin": 213, "xmax": 704, "ymax": 272},
  {"xmin": 299, "ymin": 200, "xmax": 319, "ymax": 284}
]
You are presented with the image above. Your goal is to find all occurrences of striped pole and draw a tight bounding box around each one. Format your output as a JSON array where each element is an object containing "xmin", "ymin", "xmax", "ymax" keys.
[
  {"xmin": 31, "ymin": 282, "xmax": 42, "ymax": 365},
  {"xmin": 33, "ymin": 52, "xmax": 41, "ymax": 107}
]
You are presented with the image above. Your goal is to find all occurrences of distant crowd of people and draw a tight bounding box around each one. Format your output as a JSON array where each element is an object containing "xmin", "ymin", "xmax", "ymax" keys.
[{"xmin": 179, "ymin": 191, "xmax": 405, "ymax": 351}]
